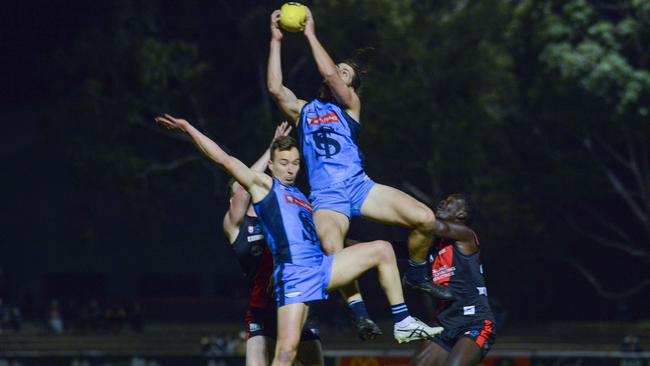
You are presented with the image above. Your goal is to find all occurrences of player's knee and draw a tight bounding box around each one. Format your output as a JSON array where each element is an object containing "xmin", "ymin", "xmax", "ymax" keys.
[
  {"xmin": 275, "ymin": 345, "xmax": 298, "ymax": 364},
  {"xmin": 373, "ymin": 240, "xmax": 395, "ymax": 264},
  {"xmin": 411, "ymin": 205, "xmax": 435, "ymax": 232},
  {"xmin": 321, "ymin": 240, "xmax": 342, "ymax": 254}
]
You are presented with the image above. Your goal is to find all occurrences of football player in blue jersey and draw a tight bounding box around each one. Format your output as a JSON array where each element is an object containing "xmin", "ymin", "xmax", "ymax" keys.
[
  {"xmin": 155, "ymin": 114, "xmax": 442, "ymax": 366},
  {"xmin": 223, "ymin": 122, "xmax": 325, "ymax": 366},
  {"xmin": 267, "ymin": 7, "xmax": 454, "ymax": 340}
]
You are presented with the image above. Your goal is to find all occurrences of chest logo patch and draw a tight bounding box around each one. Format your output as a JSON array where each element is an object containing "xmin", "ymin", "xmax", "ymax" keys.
[{"xmin": 463, "ymin": 306, "xmax": 476, "ymax": 315}]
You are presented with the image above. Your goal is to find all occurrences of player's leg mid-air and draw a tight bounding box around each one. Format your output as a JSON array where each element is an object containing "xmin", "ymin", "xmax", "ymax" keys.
[
  {"xmin": 267, "ymin": 3, "xmax": 455, "ymax": 340},
  {"xmin": 154, "ymin": 116, "xmax": 443, "ymax": 366}
]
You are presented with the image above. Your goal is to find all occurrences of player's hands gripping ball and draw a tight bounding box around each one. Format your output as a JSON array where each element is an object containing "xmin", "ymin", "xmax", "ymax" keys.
[{"xmin": 279, "ymin": 2, "xmax": 307, "ymax": 32}]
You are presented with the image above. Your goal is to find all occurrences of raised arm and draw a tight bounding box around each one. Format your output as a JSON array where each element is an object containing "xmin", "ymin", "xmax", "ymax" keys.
[
  {"xmin": 223, "ymin": 181, "xmax": 250, "ymax": 243},
  {"xmin": 303, "ymin": 7, "xmax": 360, "ymax": 113},
  {"xmin": 250, "ymin": 121, "xmax": 292, "ymax": 173},
  {"xmin": 154, "ymin": 114, "xmax": 272, "ymax": 202},
  {"xmin": 267, "ymin": 10, "xmax": 307, "ymax": 125}
]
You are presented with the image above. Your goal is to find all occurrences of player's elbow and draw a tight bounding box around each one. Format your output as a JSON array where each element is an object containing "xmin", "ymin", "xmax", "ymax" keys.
[
  {"xmin": 267, "ymin": 80, "xmax": 284, "ymax": 98},
  {"xmin": 322, "ymin": 72, "xmax": 338, "ymax": 85},
  {"xmin": 267, "ymin": 83, "xmax": 281, "ymax": 97}
]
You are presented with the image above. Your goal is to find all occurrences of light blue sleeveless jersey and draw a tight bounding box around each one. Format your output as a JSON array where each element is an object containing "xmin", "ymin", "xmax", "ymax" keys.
[
  {"xmin": 253, "ymin": 179, "xmax": 322, "ymax": 266},
  {"xmin": 298, "ymin": 99, "xmax": 365, "ymax": 190}
]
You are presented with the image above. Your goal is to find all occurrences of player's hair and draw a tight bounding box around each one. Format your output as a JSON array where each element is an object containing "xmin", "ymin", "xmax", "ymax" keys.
[
  {"xmin": 340, "ymin": 60, "xmax": 363, "ymax": 91},
  {"xmin": 270, "ymin": 135, "xmax": 298, "ymax": 160},
  {"xmin": 342, "ymin": 47, "xmax": 373, "ymax": 91}
]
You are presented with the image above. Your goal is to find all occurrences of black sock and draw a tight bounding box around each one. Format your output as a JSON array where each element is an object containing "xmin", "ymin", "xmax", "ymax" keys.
[
  {"xmin": 390, "ymin": 303, "xmax": 410, "ymax": 323},
  {"xmin": 405, "ymin": 258, "xmax": 428, "ymax": 283},
  {"xmin": 348, "ymin": 299, "xmax": 370, "ymax": 320}
]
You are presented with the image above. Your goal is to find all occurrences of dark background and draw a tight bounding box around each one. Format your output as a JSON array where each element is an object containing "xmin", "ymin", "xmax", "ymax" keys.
[{"xmin": 1, "ymin": 0, "xmax": 648, "ymax": 324}]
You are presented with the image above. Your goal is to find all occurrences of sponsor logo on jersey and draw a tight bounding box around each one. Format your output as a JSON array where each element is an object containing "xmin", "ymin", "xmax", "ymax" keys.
[
  {"xmin": 247, "ymin": 234, "xmax": 265, "ymax": 243},
  {"xmin": 249, "ymin": 322, "xmax": 263, "ymax": 332},
  {"xmin": 306, "ymin": 111, "xmax": 340, "ymax": 126},
  {"xmin": 308, "ymin": 327, "xmax": 320, "ymax": 337},
  {"xmin": 247, "ymin": 224, "xmax": 263, "ymax": 235},
  {"xmin": 464, "ymin": 330, "xmax": 480, "ymax": 337},
  {"xmin": 463, "ymin": 306, "xmax": 476, "ymax": 315},
  {"xmin": 477, "ymin": 287, "xmax": 488, "ymax": 296},
  {"xmin": 284, "ymin": 194, "xmax": 313, "ymax": 213},
  {"xmin": 432, "ymin": 265, "xmax": 455, "ymax": 282},
  {"xmin": 285, "ymin": 291, "xmax": 302, "ymax": 298}
]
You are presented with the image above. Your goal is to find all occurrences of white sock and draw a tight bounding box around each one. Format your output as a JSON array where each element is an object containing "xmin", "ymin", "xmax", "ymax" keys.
[{"xmin": 395, "ymin": 315, "xmax": 415, "ymax": 328}]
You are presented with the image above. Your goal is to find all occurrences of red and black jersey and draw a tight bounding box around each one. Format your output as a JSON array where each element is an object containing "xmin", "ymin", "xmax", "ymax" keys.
[
  {"xmin": 231, "ymin": 215, "xmax": 274, "ymax": 309},
  {"xmin": 431, "ymin": 233, "xmax": 494, "ymax": 330}
]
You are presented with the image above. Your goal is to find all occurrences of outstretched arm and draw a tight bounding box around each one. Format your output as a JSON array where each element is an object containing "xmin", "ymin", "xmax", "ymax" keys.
[
  {"xmin": 154, "ymin": 114, "xmax": 272, "ymax": 202},
  {"xmin": 303, "ymin": 7, "xmax": 360, "ymax": 113},
  {"xmin": 433, "ymin": 220, "xmax": 474, "ymax": 242},
  {"xmin": 433, "ymin": 220, "xmax": 478, "ymax": 255},
  {"xmin": 224, "ymin": 122, "xmax": 293, "ymax": 234},
  {"xmin": 267, "ymin": 10, "xmax": 307, "ymax": 125}
]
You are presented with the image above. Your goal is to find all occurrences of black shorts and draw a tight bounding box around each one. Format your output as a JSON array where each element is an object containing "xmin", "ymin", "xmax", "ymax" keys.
[
  {"xmin": 433, "ymin": 319, "xmax": 496, "ymax": 358},
  {"xmin": 244, "ymin": 306, "xmax": 320, "ymax": 341}
]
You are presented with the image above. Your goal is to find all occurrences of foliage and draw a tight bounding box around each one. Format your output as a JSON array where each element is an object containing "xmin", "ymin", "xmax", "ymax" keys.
[{"xmin": 15, "ymin": 0, "xmax": 649, "ymax": 317}]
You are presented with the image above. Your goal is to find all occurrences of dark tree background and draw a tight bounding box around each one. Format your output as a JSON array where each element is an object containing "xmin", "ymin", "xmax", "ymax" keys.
[{"xmin": 2, "ymin": 0, "xmax": 648, "ymax": 323}]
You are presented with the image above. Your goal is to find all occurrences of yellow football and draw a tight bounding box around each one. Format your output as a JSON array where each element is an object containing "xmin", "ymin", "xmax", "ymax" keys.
[{"xmin": 280, "ymin": 2, "xmax": 307, "ymax": 33}]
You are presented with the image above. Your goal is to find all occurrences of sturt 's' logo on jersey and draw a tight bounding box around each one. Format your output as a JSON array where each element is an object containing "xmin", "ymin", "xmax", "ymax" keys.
[
  {"xmin": 314, "ymin": 126, "xmax": 342, "ymax": 158},
  {"xmin": 284, "ymin": 194, "xmax": 313, "ymax": 213},
  {"xmin": 298, "ymin": 210, "xmax": 318, "ymax": 244},
  {"xmin": 306, "ymin": 111, "xmax": 340, "ymax": 125}
]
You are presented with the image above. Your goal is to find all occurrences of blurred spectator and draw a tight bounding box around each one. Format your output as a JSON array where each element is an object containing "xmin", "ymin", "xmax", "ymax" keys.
[
  {"xmin": 105, "ymin": 302, "xmax": 127, "ymax": 334},
  {"xmin": 0, "ymin": 297, "xmax": 7, "ymax": 334},
  {"xmin": 64, "ymin": 299, "xmax": 80, "ymax": 332},
  {"xmin": 47, "ymin": 299, "xmax": 64, "ymax": 333},
  {"xmin": 0, "ymin": 267, "xmax": 7, "ymax": 299},
  {"xmin": 8, "ymin": 305, "xmax": 22, "ymax": 332},
  {"xmin": 224, "ymin": 333, "xmax": 237, "ymax": 355},
  {"xmin": 129, "ymin": 301, "xmax": 144, "ymax": 332},
  {"xmin": 80, "ymin": 298, "xmax": 103, "ymax": 332},
  {"xmin": 71, "ymin": 359, "xmax": 91, "ymax": 366},
  {"xmin": 20, "ymin": 292, "xmax": 36, "ymax": 321},
  {"xmin": 200, "ymin": 336, "xmax": 218, "ymax": 356},
  {"xmin": 621, "ymin": 334, "xmax": 643, "ymax": 352},
  {"xmin": 235, "ymin": 331, "xmax": 247, "ymax": 355},
  {"xmin": 200, "ymin": 332, "xmax": 242, "ymax": 356},
  {"xmin": 0, "ymin": 298, "xmax": 22, "ymax": 333}
]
